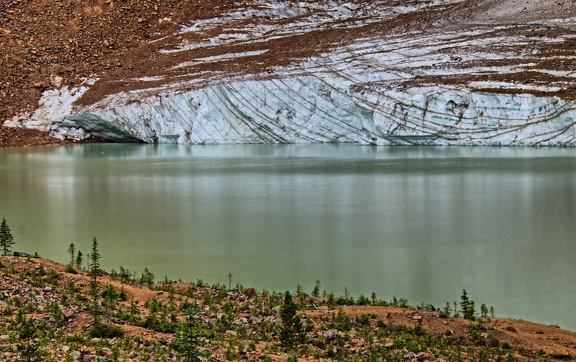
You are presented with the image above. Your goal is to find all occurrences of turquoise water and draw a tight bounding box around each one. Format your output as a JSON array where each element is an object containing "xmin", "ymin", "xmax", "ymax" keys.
[{"xmin": 1, "ymin": 144, "xmax": 575, "ymax": 330}]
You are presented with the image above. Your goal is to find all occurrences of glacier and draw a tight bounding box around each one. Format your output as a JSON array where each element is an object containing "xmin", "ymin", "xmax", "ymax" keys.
[
  {"xmin": 5, "ymin": 0, "xmax": 576, "ymax": 146},
  {"xmin": 42, "ymin": 77, "xmax": 576, "ymax": 146}
]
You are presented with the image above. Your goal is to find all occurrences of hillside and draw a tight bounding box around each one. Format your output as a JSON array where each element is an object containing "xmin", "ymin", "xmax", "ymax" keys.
[
  {"xmin": 2, "ymin": 0, "xmax": 576, "ymax": 145},
  {"xmin": 0, "ymin": 255, "xmax": 575, "ymax": 361}
]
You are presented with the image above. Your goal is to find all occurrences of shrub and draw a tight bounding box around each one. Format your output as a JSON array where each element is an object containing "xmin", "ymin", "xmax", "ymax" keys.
[
  {"xmin": 89, "ymin": 322, "xmax": 124, "ymax": 338},
  {"xmin": 439, "ymin": 302, "xmax": 452, "ymax": 318}
]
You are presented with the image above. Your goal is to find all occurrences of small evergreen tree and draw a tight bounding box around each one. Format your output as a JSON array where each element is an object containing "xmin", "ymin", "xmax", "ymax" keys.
[
  {"xmin": 85, "ymin": 237, "xmax": 123, "ymax": 338},
  {"xmin": 67, "ymin": 243, "xmax": 76, "ymax": 267},
  {"xmin": 279, "ymin": 291, "xmax": 305, "ymax": 350},
  {"xmin": 0, "ymin": 217, "xmax": 15, "ymax": 256},
  {"xmin": 460, "ymin": 289, "xmax": 476, "ymax": 320},
  {"xmin": 440, "ymin": 302, "xmax": 452, "ymax": 318},
  {"xmin": 90, "ymin": 237, "xmax": 101, "ymax": 276},
  {"xmin": 296, "ymin": 284, "xmax": 303, "ymax": 295},
  {"xmin": 140, "ymin": 267, "xmax": 155, "ymax": 285},
  {"xmin": 75, "ymin": 251, "xmax": 83, "ymax": 269},
  {"xmin": 344, "ymin": 287, "xmax": 351, "ymax": 304},
  {"xmin": 480, "ymin": 303, "xmax": 489, "ymax": 318},
  {"xmin": 173, "ymin": 305, "xmax": 209, "ymax": 362},
  {"xmin": 312, "ymin": 280, "xmax": 321, "ymax": 297},
  {"xmin": 89, "ymin": 238, "xmax": 101, "ymax": 324}
]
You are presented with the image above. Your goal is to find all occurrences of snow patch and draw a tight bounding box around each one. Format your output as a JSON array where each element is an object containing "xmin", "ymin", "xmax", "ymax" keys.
[
  {"xmin": 5, "ymin": 83, "xmax": 92, "ymax": 131},
  {"xmin": 468, "ymin": 81, "xmax": 563, "ymax": 92},
  {"xmin": 173, "ymin": 50, "xmax": 269, "ymax": 68},
  {"xmin": 132, "ymin": 76, "xmax": 166, "ymax": 82}
]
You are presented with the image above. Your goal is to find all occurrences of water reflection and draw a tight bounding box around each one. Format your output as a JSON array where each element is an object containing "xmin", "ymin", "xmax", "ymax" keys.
[{"xmin": 1, "ymin": 144, "xmax": 575, "ymax": 330}]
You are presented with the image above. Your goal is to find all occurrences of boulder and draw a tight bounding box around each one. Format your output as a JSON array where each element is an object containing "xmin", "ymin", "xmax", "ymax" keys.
[{"xmin": 324, "ymin": 329, "xmax": 337, "ymax": 342}]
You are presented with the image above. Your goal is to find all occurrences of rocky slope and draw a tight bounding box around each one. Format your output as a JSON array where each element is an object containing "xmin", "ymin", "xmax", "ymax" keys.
[
  {"xmin": 1, "ymin": 255, "xmax": 575, "ymax": 361},
  {"xmin": 2, "ymin": 0, "xmax": 576, "ymax": 145}
]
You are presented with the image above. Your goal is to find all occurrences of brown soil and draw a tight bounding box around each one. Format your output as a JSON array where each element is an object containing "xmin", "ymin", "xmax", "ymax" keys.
[
  {"xmin": 0, "ymin": 126, "xmax": 103, "ymax": 147},
  {"xmin": 0, "ymin": 126, "xmax": 72, "ymax": 147}
]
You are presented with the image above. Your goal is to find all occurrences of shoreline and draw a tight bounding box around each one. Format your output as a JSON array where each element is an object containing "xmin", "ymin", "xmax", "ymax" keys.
[
  {"xmin": 0, "ymin": 254, "xmax": 574, "ymax": 361},
  {"xmin": 0, "ymin": 126, "xmax": 103, "ymax": 148}
]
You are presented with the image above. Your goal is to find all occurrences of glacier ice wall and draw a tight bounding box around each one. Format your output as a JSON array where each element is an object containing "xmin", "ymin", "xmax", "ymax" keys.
[{"xmin": 65, "ymin": 76, "xmax": 576, "ymax": 146}]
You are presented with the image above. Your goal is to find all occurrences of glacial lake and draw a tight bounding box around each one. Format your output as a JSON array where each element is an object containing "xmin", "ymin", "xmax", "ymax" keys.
[{"xmin": 1, "ymin": 144, "xmax": 575, "ymax": 330}]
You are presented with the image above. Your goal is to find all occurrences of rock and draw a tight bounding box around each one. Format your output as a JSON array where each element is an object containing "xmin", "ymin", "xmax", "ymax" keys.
[
  {"xmin": 43, "ymin": 286, "xmax": 53, "ymax": 292},
  {"xmin": 413, "ymin": 315, "xmax": 422, "ymax": 321},
  {"xmin": 503, "ymin": 326, "xmax": 517, "ymax": 333},
  {"xmin": 404, "ymin": 351, "xmax": 415, "ymax": 359},
  {"xmin": 225, "ymin": 330, "xmax": 237, "ymax": 337},
  {"xmin": 63, "ymin": 309, "xmax": 75, "ymax": 319},
  {"xmin": 445, "ymin": 329, "xmax": 454, "ymax": 336},
  {"xmin": 244, "ymin": 288, "xmax": 256, "ymax": 298},
  {"xmin": 324, "ymin": 329, "xmax": 337, "ymax": 342},
  {"xmin": 384, "ymin": 342, "xmax": 394, "ymax": 348},
  {"xmin": 0, "ymin": 335, "xmax": 8, "ymax": 341},
  {"xmin": 248, "ymin": 316, "xmax": 261, "ymax": 325},
  {"xmin": 417, "ymin": 352, "xmax": 432, "ymax": 361}
]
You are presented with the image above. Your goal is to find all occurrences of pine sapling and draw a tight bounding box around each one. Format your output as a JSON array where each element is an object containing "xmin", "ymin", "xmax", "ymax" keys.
[
  {"xmin": 279, "ymin": 291, "xmax": 305, "ymax": 350},
  {"xmin": 0, "ymin": 217, "xmax": 15, "ymax": 256}
]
